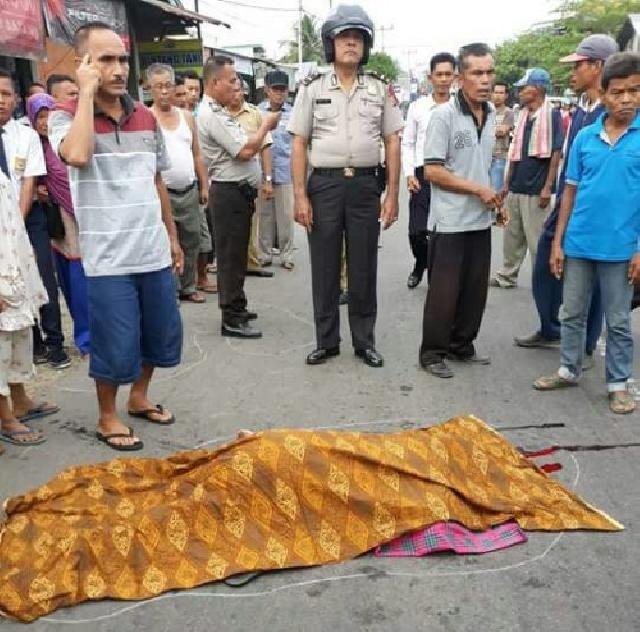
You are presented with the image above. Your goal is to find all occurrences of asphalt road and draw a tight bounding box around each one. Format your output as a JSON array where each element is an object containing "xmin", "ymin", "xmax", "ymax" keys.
[{"xmin": 1, "ymin": 190, "xmax": 638, "ymax": 631}]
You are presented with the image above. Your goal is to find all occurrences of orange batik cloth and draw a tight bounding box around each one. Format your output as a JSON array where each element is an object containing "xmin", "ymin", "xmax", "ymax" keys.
[{"xmin": 0, "ymin": 416, "xmax": 622, "ymax": 622}]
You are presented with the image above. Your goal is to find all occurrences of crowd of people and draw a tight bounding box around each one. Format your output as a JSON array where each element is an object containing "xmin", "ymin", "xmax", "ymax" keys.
[{"xmin": 1, "ymin": 4, "xmax": 640, "ymax": 453}]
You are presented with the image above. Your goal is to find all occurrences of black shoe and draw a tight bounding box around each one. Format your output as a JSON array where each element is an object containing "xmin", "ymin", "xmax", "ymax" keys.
[
  {"xmin": 339, "ymin": 291, "xmax": 349, "ymax": 305},
  {"xmin": 47, "ymin": 348, "xmax": 71, "ymax": 370},
  {"xmin": 448, "ymin": 352, "xmax": 491, "ymax": 365},
  {"xmin": 355, "ymin": 348, "xmax": 384, "ymax": 368},
  {"xmin": 241, "ymin": 311, "xmax": 258, "ymax": 321},
  {"xmin": 221, "ymin": 322, "xmax": 263, "ymax": 338},
  {"xmin": 407, "ymin": 270, "xmax": 423, "ymax": 289},
  {"xmin": 246, "ymin": 268, "xmax": 274, "ymax": 278},
  {"xmin": 306, "ymin": 347, "xmax": 340, "ymax": 365},
  {"xmin": 34, "ymin": 348, "xmax": 49, "ymax": 365},
  {"xmin": 421, "ymin": 359, "xmax": 454, "ymax": 378}
]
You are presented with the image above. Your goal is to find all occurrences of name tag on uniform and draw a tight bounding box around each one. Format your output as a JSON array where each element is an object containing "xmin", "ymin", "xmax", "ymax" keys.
[
  {"xmin": 315, "ymin": 98, "xmax": 332, "ymax": 104},
  {"xmin": 13, "ymin": 156, "xmax": 26, "ymax": 173}
]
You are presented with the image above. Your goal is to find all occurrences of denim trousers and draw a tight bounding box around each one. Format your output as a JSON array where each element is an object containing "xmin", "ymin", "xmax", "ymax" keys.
[
  {"xmin": 489, "ymin": 158, "xmax": 506, "ymax": 191},
  {"xmin": 560, "ymin": 257, "xmax": 633, "ymax": 391}
]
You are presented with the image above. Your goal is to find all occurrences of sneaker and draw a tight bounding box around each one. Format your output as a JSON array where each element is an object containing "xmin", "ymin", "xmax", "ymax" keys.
[
  {"xmin": 514, "ymin": 332, "xmax": 560, "ymax": 349},
  {"xmin": 490, "ymin": 277, "xmax": 516, "ymax": 289},
  {"xmin": 47, "ymin": 348, "xmax": 71, "ymax": 370},
  {"xmin": 33, "ymin": 348, "xmax": 49, "ymax": 365}
]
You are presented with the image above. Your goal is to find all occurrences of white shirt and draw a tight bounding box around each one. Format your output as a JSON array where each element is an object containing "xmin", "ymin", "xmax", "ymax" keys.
[
  {"xmin": 158, "ymin": 108, "xmax": 196, "ymax": 190},
  {"xmin": 0, "ymin": 118, "xmax": 46, "ymax": 200},
  {"xmin": 401, "ymin": 95, "xmax": 446, "ymax": 177}
]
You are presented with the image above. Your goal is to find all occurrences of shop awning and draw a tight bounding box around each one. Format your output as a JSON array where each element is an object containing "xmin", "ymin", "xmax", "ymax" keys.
[{"xmin": 137, "ymin": 0, "xmax": 230, "ymax": 29}]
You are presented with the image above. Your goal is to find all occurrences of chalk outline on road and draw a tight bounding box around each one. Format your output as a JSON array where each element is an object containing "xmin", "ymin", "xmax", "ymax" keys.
[{"xmin": 42, "ymin": 416, "xmax": 580, "ymax": 625}]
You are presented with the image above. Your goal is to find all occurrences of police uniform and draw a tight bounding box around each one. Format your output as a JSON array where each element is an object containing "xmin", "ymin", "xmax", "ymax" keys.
[
  {"xmin": 197, "ymin": 94, "xmax": 260, "ymax": 329},
  {"xmin": 288, "ymin": 69, "xmax": 403, "ymax": 352}
]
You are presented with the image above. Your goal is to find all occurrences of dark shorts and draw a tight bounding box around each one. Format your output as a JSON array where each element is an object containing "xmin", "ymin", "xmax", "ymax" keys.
[{"xmin": 87, "ymin": 267, "xmax": 183, "ymax": 384}]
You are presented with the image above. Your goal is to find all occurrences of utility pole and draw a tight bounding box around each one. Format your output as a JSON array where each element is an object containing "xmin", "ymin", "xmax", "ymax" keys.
[
  {"xmin": 376, "ymin": 24, "xmax": 394, "ymax": 53},
  {"xmin": 298, "ymin": 0, "xmax": 303, "ymax": 70},
  {"xmin": 194, "ymin": 0, "xmax": 201, "ymax": 41}
]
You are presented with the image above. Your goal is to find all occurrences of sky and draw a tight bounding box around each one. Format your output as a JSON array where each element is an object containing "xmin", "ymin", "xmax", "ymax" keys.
[{"xmin": 183, "ymin": 0, "xmax": 558, "ymax": 71}]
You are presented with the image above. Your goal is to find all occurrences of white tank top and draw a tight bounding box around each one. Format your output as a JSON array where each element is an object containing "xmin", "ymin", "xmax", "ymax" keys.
[{"xmin": 160, "ymin": 109, "xmax": 196, "ymax": 190}]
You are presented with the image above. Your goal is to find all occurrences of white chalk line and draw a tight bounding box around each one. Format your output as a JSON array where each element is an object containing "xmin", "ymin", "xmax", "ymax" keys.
[{"xmin": 42, "ymin": 418, "xmax": 580, "ymax": 625}]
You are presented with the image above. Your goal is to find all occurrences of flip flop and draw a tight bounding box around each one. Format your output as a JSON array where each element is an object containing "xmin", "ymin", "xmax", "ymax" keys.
[
  {"xmin": 608, "ymin": 391, "xmax": 636, "ymax": 415},
  {"xmin": 533, "ymin": 375, "xmax": 578, "ymax": 391},
  {"xmin": 0, "ymin": 427, "xmax": 46, "ymax": 446},
  {"xmin": 179, "ymin": 292, "xmax": 207, "ymax": 304},
  {"xmin": 223, "ymin": 572, "xmax": 263, "ymax": 587},
  {"xmin": 197, "ymin": 282, "xmax": 218, "ymax": 294},
  {"xmin": 128, "ymin": 404, "xmax": 175, "ymax": 425},
  {"xmin": 17, "ymin": 402, "xmax": 60, "ymax": 423},
  {"xmin": 96, "ymin": 426, "xmax": 143, "ymax": 451},
  {"xmin": 281, "ymin": 261, "xmax": 294, "ymax": 270}
]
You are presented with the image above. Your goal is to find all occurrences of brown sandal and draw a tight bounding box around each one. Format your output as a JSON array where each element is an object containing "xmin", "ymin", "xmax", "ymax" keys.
[{"xmin": 608, "ymin": 391, "xmax": 636, "ymax": 415}]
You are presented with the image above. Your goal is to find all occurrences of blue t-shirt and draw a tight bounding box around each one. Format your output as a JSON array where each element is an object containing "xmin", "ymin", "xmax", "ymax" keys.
[
  {"xmin": 509, "ymin": 108, "xmax": 564, "ymax": 195},
  {"xmin": 258, "ymin": 101, "xmax": 292, "ymax": 184},
  {"xmin": 564, "ymin": 111, "xmax": 640, "ymax": 262}
]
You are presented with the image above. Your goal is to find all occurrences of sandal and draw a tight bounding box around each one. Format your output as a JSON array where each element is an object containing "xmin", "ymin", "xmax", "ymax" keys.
[
  {"xmin": 128, "ymin": 404, "xmax": 175, "ymax": 425},
  {"xmin": 0, "ymin": 427, "xmax": 46, "ymax": 446},
  {"xmin": 197, "ymin": 282, "xmax": 218, "ymax": 294},
  {"xmin": 608, "ymin": 391, "xmax": 636, "ymax": 415},
  {"xmin": 179, "ymin": 292, "xmax": 206, "ymax": 304},
  {"xmin": 533, "ymin": 374, "xmax": 578, "ymax": 391},
  {"xmin": 96, "ymin": 426, "xmax": 143, "ymax": 451},
  {"xmin": 17, "ymin": 402, "xmax": 60, "ymax": 423},
  {"xmin": 282, "ymin": 261, "xmax": 294, "ymax": 270}
]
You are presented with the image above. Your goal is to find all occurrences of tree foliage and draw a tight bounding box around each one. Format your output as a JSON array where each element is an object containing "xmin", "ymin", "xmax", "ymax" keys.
[
  {"xmin": 365, "ymin": 52, "xmax": 400, "ymax": 82},
  {"xmin": 280, "ymin": 15, "xmax": 324, "ymax": 64},
  {"xmin": 495, "ymin": 0, "xmax": 640, "ymax": 92}
]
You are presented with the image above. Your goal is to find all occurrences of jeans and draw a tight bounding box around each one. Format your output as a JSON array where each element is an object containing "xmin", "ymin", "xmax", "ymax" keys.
[
  {"xmin": 54, "ymin": 253, "xmax": 90, "ymax": 355},
  {"xmin": 489, "ymin": 158, "xmax": 506, "ymax": 192},
  {"xmin": 25, "ymin": 203, "xmax": 64, "ymax": 353},
  {"xmin": 560, "ymin": 257, "xmax": 633, "ymax": 391},
  {"xmin": 533, "ymin": 234, "xmax": 603, "ymax": 352}
]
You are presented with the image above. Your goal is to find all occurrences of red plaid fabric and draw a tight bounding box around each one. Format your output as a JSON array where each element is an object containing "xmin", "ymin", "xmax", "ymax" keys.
[{"xmin": 374, "ymin": 520, "xmax": 527, "ymax": 557}]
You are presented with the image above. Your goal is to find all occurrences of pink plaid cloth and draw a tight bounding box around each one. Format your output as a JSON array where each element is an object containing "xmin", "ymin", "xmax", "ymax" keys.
[{"xmin": 374, "ymin": 520, "xmax": 527, "ymax": 557}]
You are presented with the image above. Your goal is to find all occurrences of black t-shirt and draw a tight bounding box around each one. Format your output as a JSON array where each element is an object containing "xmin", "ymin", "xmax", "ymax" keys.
[{"xmin": 509, "ymin": 109, "xmax": 564, "ymax": 195}]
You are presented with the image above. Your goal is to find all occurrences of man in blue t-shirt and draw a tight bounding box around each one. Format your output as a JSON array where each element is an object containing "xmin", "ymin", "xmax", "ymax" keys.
[
  {"xmin": 491, "ymin": 68, "xmax": 563, "ymax": 289},
  {"xmin": 534, "ymin": 52, "xmax": 640, "ymax": 415}
]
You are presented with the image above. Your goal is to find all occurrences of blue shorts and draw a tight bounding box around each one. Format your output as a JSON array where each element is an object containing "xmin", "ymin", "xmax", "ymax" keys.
[{"xmin": 87, "ymin": 267, "xmax": 183, "ymax": 384}]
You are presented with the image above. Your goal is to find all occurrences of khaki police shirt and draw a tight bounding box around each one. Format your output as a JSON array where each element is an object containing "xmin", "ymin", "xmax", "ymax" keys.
[
  {"xmin": 197, "ymin": 94, "xmax": 260, "ymax": 186},
  {"xmin": 287, "ymin": 68, "xmax": 403, "ymax": 168}
]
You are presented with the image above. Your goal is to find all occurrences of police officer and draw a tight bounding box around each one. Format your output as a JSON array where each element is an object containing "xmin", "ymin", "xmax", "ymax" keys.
[
  {"xmin": 288, "ymin": 4, "xmax": 403, "ymax": 368},
  {"xmin": 197, "ymin": 56, "xmax": 280, "ymax": 338}
]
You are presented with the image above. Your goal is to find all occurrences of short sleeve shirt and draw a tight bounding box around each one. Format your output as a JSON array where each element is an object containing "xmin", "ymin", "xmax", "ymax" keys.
[
  {"xmin": 197, "ymin": 95, "xmax": 260, "ymax": 186},
  {"xmin": 0, "ymin": 118, "xmax": 46, "ymax": 200},
  {"xmin": 423, "ymin": 90, "xmax": 496, "ymax": 233},
  {"xmin": 563, "ymin": 112, "xmax": 640, "ymax": 262},
  {"xmin": 259, "ymin": 101, "xmax": 293, "ymax": 184},
  {"xmin": 509, "ymin": 108, "xmax": 564, "ymax": 195},
  {"xmin": 287, "ymin": 68, "xmax": 403, "ymax": 168},
  {"xmin": 48, "ymin": 95, "xmax": 171, "ymax": 277}
]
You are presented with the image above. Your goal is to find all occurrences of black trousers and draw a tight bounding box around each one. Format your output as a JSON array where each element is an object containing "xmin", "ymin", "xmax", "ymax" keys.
[
  {"xmin": 25, "ymin": 203, "xmax": 64, "ymax": 353},
  {"xmin": 420, "ymin": 229, "xmax": 491, "ymax": 365},
  {"xmin": 307, "ymin": 172, "xmax": 380, "ymax": 351},
  {"xmin": 408, "ymin": 167, "xmax": 430, "ymax": 276},
  {"xmin": 211, "ymin": 181, "xmax": 254, "ymax": 326}
]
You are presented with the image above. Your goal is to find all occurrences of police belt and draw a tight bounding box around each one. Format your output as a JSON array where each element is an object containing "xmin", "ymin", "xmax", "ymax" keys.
[
  {"xmin": 167, "ymin": 181, "xmax": 197, "ymax": 195},
  {"xmin": 211, "ymin": 180, "xmax": 258, "ymax": 202},
  {"xmin": 313, "ymin": 166, "xmax": 379, "ymax": 178}
]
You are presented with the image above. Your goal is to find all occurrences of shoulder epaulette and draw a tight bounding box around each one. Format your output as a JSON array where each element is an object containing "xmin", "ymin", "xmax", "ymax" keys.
[
  {"xmin": 302, "ymin": 72, "xmax": 324, "ymax": 86},
  {"xmin": 364, "ymin": 70, "xmax": 389, "ymax": 84}
]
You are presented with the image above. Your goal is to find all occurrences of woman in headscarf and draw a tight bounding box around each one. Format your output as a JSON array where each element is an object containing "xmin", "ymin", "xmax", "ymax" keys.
[{"xmin": 27, "ymin": 93, "xmax": 89, "ymax": 356}]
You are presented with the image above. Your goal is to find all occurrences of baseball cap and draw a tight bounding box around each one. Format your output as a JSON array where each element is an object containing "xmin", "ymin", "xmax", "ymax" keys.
[
  {"xmin": 514, "ymin": 67, "xmax": 551, "ymax": 90},
  {"xmin": 265, "ymin": 70, "xmax": 289, "ymax": 88},
  {"xmin": 559, "ymin": 34, "xmax": 619, "ymax": 63}
]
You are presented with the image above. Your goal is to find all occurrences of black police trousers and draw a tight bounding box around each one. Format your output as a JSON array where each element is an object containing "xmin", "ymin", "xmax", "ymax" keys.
[
  {"xmin": 307, "ymin": 171, "xmax": 380, "ymax": 351},
  {"xmin": 210, "ymin": 181, "xmax": 255, "ymax": 326}
]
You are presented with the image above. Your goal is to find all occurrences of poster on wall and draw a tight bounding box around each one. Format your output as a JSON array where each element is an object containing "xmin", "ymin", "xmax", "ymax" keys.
[
  {"xmin": 0, "ymin": 0, "xmax": 45, "ymax": 60},
  {"xmin": 44, "ymin": 0, "xmax": 129, "ymax": 49}
]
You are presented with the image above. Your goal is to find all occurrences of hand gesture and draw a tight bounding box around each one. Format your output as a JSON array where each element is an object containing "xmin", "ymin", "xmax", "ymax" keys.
[
  {"xmin": 407, "ymin": 175, "xmax": 421, "ymax": 193},
  {"xmin": 476, "ymin": 185, "xmax": 499, "ymax": 207},
  {"xmin": 294, "ymin": 194, "xmax": 313, "ymax": 230},
  {"xmin": 264, "ymin": 111, "xmax": 281, "ymax": 131},
  {"xmin": 76, "ymin": 54, "xmax": 101, "ymax": 97},
  {"xmin": 380, "ymin": 193, "xmax": 399, "ymax": 230}
]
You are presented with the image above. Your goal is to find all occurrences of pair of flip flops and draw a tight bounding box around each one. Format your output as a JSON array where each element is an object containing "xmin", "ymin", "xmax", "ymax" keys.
[
  {"xmin": 17, "ymin": 402, "xmax": 59, "ymax": 423},
  {"xmin": 0, "ymin": 427, "xmax": 46, "ymax": 446}
]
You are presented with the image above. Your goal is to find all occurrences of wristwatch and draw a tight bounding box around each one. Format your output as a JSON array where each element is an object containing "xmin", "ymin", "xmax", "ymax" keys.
[{"xmin": 264, "ymin": 175, "xmax": 273, "ymax": 183}]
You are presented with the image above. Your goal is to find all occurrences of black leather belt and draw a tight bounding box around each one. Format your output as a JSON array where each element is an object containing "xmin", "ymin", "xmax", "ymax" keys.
[
  {"xmin": 313, "ymin": 167, "xmax": 378, "ymax": 178},
  {"xmin": 167, "ymin": 181, "xmax": 197, "ymax": 195}
]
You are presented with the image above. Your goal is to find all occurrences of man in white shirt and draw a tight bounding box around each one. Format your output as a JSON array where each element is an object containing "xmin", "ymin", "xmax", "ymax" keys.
[{"xmin": 401, "ymin": 53, "xmax": 456, "ymax": 289}]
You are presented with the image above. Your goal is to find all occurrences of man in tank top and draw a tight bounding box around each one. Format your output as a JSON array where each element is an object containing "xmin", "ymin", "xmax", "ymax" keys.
[{"xmin": 148, "ymin": 63, "xmax": 209, "ymax": 303}]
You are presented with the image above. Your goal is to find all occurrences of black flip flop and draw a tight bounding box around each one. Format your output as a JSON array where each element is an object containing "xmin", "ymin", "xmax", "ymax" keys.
[
  {"xmin": 127, "ymin": 404, "xmax": 175, "ymax": 425},
  {"xmin": 96, "ymin": 426, "xmax": 144, "ymax": 451},
  {"xmin": 223, "ymin": 572, "xmax": 263, "ymax": 587}
]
